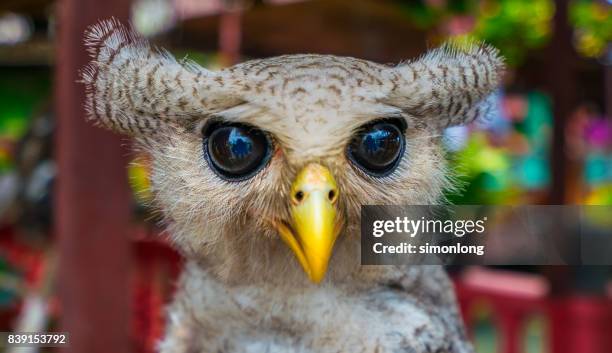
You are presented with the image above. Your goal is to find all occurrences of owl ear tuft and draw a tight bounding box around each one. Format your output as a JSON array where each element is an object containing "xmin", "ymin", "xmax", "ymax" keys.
[
  {"xmin": 390, "ymin": 39, "xmax": 505, "ymax": 130},
  {"xmin": 80, "ymin": 18, "xmax": 242, "ymax": 137}
]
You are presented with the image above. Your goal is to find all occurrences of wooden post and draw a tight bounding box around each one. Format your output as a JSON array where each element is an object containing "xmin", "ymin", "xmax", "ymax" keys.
[
  {"xmin": 606, "ymin": 65, "xmax": 611, "ymax": 117},
  {"xmin": 547, "ymin": 0, "xmax": 575, "ymax": 204},
  {"xmin": 219, "ymin": 10, "xmax": 242, "ymax": 65},
  {"xmin": 55, "ymin": 1, "xmax": 132, "ymax": 353}
]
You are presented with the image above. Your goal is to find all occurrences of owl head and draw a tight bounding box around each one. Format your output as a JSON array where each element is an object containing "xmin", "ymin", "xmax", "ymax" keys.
[{"xmin": 81, "ymin": 19, "xmax": 504, "ymax": 285}]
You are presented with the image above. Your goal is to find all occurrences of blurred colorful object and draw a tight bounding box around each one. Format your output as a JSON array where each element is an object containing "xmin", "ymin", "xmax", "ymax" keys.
[
  {"xmin": 570, "ymin": 0, "xmax": 611, "ymax": 58},
  {"xmin": 0, "ymin": 142, "xmax": 12, "ymax": 174},
  {"xmin": 132, "ymin": 0, "xmax": 176, "ymax": 37},
  {"xmin": 585, "ymin": 152, "xmax": 612, "ymax": 185},
  {"xmin": 0, "ymin": 257, "xmax": 19, "ymax": 307},
  {"xmin": 584, "ymin": 184, "xmax": 612, "ymax": 205},
  {"xmin": 514, "ymin": 92, "xmax": 553, "ymax": 190},
  {"xmin": 584, "ymin": 118, "xmax": 612, "ymax": 150},
  {"xmin": 0, "ymin": 13, "xmax": 32, "ymax": 46},
  {"xmin": 129, "ymin": 158, "xmax": 154, "ymax": 206},
  {"xmin": 583, "ymin": 117, "xmax": 612, "ymax": 187},
  {"xmin": 447, "ymin": 131, "xmax": 519, "ymax": 205},
  {"xmin": 446, "ymin": 91, "xmax": 553, "ymax": 204}
]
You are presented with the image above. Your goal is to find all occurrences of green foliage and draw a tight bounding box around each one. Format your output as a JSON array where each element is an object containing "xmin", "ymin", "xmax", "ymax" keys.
[
  {"xmin": 0, "ymin": 68, "xmax": 50, "ymax": 140},
  {"xmin": 0, "ymin": 68, "xmax": 51, "ymax": 174},
  {"xmin": 397, "ymin": 0, "xmax": 555, "ymax": 65},
  {"xmin": 570, "ymin": 0, "xmax": 611, "ymax": 58},
  {"xmin": 445, "ymin": 132, "xmax": 520, "ymax": 205},
  {"xmin": 398, "ymin": 0, "xmax": 442, "ymax": 29},
  {"xmin": 398, "ymin": 0, "xmax": 610, "ymax": 65},
  {"xmin": 0, "ymin": 258, "xmax": 19, "ymax": 307},
  {"xmin": 472, "ymin": 0, "xmax": 554, "ymax": 65}
]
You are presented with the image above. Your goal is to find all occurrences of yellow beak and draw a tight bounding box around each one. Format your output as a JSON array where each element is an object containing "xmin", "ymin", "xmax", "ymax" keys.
[{"xmin": 275, "ymin": 163, "xmax": 340, "ymax": 283}]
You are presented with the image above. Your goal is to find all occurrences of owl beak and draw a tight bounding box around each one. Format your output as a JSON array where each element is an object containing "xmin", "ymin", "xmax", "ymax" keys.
[{"xmin": 275, "ymin": 163, "xmax": 340, "ymax": 283}]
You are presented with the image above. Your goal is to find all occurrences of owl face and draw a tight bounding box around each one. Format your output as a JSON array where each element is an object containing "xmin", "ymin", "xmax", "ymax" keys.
[
  {"xmin": 82, "ymin": 19, "xmax": 503, "ymax": 283},
  {"xmin": 150, "ymin": 101, "xmax": 447, "ymax": 283}
]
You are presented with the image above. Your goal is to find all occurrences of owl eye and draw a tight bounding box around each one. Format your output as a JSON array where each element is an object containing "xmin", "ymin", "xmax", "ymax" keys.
[
  {"xmin": 203, "ymin": 122, "xmax": 272, "ymax": 181},
  {"xmin": 347, "ymin": 119, "xmax": 406, "ymax": 177}
]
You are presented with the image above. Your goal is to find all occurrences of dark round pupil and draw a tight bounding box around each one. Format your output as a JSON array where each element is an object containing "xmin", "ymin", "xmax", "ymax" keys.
[
  {"xmin": 207, "ymin": 125, "xmax": 268, "ymax": 177},
  {"xmin": 349, "ymin": 122, "xmax": 403, "ymax": 174}
]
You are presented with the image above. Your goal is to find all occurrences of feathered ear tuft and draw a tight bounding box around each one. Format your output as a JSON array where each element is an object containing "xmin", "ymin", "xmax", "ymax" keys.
[
  {"xmin": 83, "ymin": 17, "xmax": 146, "ymax": 62},
  {"xmin": 80, "ymin": 18, "xmax": 241, "ymax": 137},
  {"xmin": 389, "ymin": 38, "xmax": 505, "ymax": 130}
]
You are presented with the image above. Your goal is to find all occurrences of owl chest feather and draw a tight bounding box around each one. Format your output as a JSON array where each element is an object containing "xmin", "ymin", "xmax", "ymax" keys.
[{"xmin": 158, "ymin": 263, "xmax": 471, "ymax": 353}]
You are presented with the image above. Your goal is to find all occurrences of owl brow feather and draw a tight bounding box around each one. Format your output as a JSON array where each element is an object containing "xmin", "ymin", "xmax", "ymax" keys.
[{"xmin": 80, "ymin": 18, "xmax": 245, "ymax": 138}]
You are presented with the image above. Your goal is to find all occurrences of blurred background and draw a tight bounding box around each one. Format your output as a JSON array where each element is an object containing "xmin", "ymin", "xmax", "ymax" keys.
[{"xmin": 0, "ymin": 0, "xmax": 610, "ymax": 352}]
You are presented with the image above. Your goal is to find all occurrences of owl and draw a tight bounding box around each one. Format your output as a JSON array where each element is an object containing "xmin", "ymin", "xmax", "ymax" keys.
[{"xmin": 81, "ymin": 19, "xmax": 503, "ymax": 353}]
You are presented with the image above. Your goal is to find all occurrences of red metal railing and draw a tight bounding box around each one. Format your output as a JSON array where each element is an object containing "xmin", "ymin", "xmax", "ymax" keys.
[{"xmin": 455, "ymin": 267, "xmax": 612, "ymax": 353}]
